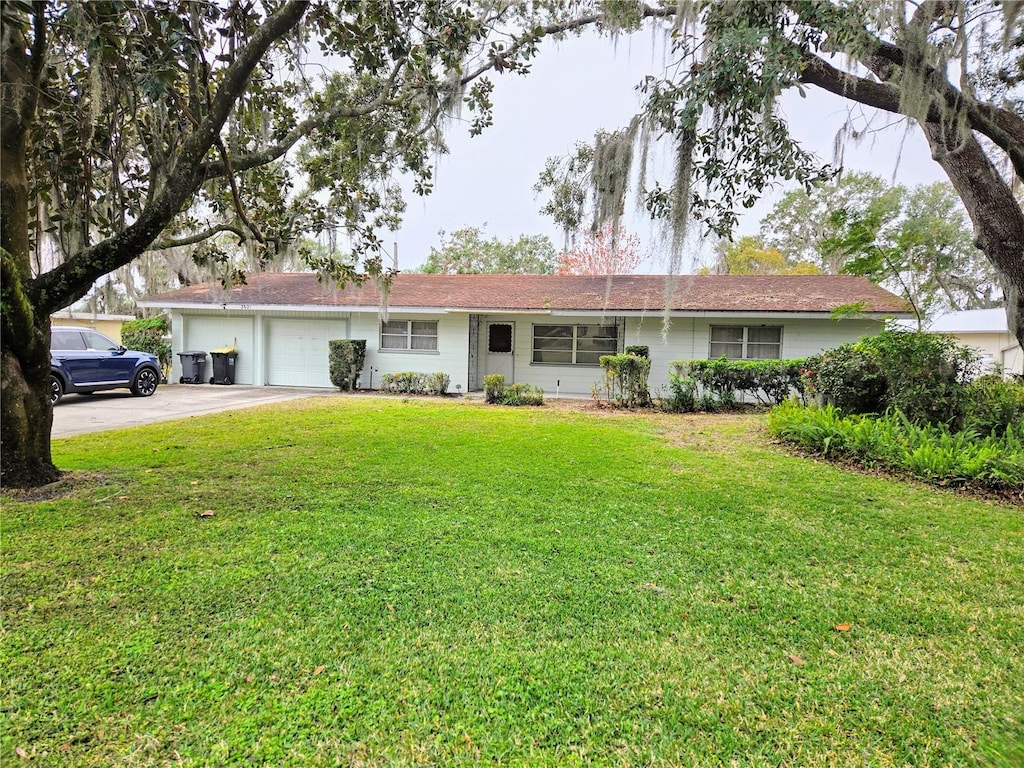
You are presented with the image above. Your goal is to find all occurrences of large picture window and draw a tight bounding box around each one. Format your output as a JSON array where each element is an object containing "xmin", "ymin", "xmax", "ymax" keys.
[
  {"xmin": 381, "ymin": 320, "xmax": 438, "ymax": 351},
  {"xmin": 709, "ymin": 325, "xmax": 782, "ymax": 359},
  {"xmin": 533, "ymin": 324, "xmax": 618, "ymax": 365}
]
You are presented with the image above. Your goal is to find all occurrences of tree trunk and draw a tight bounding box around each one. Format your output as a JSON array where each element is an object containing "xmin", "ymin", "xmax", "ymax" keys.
[
  {"xmin": 0, "ymin": 315, "xmax": 59, "ymax": 488},
  {"xmin": 1, "ymin": 140, "xmax": 59, "ymax": 486}
]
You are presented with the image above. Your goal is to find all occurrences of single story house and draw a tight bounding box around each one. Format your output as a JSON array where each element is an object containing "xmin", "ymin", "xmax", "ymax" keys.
[
  {"xmin": 906, "ymin": 308, "xmax": 1023, "ymax": 376},
  {"xmin": 139, "ymin": 273, "xmax": 911, "ymax": 395}
]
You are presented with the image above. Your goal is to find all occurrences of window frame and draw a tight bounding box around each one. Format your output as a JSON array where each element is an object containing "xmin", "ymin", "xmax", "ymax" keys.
[
  {"xmin": 532, "ymin": 323, "xmax": 619, "ymax": 366},
  {"xmin": 380, "ymin": 319, "xmax": 439, "ymax": 353},
  {"xmin": 709, "ymin": 325, "xmax": 783, "ymax": 360}
]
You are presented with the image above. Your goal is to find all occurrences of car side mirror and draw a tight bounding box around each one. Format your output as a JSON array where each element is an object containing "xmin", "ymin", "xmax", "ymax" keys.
[{"xmin": 117, "ymin": 345, "xmax": 127, "ymax": 354}]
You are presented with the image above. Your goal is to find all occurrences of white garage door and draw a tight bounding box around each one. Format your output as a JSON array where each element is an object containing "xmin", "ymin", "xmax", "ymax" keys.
[
  {"xmin": 184, "ymin": 316, "xmax": 255, "ymax": 384},
  {"xmin": 267, "ymin": 319, "xmax": 346, "ymax": 387}
]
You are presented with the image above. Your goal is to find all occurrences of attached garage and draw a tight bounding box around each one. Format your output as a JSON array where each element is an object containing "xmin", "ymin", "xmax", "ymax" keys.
[
  {"xmin": 266, "ymin": 318, "xmax": 347, "ymax": 387},
  {"xmin": 183, "ymin": 316, "xmax": 256, "ymax": 384}
]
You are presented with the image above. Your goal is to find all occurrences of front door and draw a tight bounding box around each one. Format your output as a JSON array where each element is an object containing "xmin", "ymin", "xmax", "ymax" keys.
[{"xmin": 486, "ymin": 322, "xmax": 514, "ymax": 383}]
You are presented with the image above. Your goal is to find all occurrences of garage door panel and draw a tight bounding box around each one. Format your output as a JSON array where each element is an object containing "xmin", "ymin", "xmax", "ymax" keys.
[
  {"xmin": 267, "ymin": 319, "xmax": 344, "ymax": 387},
  {"xmin": 184, "ymin": 317, "xmax": 255, "ymax": 384}
]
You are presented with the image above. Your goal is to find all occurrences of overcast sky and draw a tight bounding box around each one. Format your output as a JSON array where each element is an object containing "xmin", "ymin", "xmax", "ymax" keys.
[{"xmin": 387, "ymin": 28, "xmax": 947, "ymax": 273}]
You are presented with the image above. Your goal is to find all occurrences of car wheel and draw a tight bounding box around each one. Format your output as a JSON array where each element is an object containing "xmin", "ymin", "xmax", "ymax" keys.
[
  {"xmin": 50, "ymin": 374, "xmax": 64, "ymax": 405},
  {"xmin": 131, "ymin": 367, "xmax": 159, "ymax": 397}
]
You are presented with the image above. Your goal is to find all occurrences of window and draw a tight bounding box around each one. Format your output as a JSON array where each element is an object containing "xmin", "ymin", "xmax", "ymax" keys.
[
  {"xmin": 533, "ymin": 324, "xmax": 618, "ymax": 365},
  {"xmin": 381, "ymin": 320, "xmax": 438, "ymax": 351},
  {"xmin": 709, "ymin": 325, "xmax": 782, "ymax": 359},
  {"xmin": 51, "ymin": 330, "xmax": 86, "ymax": 350}
]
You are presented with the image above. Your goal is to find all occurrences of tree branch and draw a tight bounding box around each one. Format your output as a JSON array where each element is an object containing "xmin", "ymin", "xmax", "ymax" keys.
[
  {"xmin": 146, "ymin": 224, "xmax": 248, "ymax": 251},
  {"xmin": 202, "ymin": 3, "xmax": 680, "ymax": 180},
  {"xmin": 798, "ymin": 51, "xmax": 1024, "ymax": 180},
  {"xmin": 30, "ymin": 0, "xmax": 311, "ymax": 314}
]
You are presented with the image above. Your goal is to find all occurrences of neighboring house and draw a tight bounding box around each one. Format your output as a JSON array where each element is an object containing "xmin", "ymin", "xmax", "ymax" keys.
[
  {"xmin": 50, "ymin": 311, "xmax": 135, "ymax": 344},
  {"xmin": 139, "ymin": 273, "xmax": 910, "ymax": 395},
  {"xmin": 914, "ymin": 308, "xmax": 1023, "ymax": 377}
]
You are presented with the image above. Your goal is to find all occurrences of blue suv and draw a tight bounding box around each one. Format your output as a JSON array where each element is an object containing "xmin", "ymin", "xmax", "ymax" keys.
[{"xmin": 50, "ymin": 327, "xmax": 161, "ymax": 405}]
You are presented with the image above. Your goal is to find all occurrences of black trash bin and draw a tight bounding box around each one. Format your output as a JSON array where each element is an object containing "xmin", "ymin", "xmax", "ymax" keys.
[
  {"xmin": 209, "ymin": 347, "xmax": 239, "ymax": 385},
  {"xmin": 178, "ymin": 351, "xmax": 208, "ymax": 384}
]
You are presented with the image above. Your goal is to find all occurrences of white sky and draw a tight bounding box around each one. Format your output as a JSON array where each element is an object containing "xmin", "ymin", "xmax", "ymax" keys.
[{"xmin": 388, "ymin": 28, "xmax": 947, "ymax": 272}]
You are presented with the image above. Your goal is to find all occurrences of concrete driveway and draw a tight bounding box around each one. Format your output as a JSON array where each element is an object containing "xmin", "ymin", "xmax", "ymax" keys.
[{"xmin": 52, "ymin": 383, "xmax": 336, "ymax": 437}]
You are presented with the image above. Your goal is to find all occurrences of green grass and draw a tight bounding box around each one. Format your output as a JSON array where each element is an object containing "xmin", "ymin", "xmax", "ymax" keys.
[{"xmin": 2, "ymin": 398, "xmax": 1022, "ymax": 767}]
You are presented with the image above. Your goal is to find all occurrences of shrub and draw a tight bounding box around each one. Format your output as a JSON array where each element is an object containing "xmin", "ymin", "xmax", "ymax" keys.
[
  {"xmin": 598, "ymin": 353, "xmax": 651, "ymax": 407},
  {"xmin": 802, "ymin": 346, "xmax": 886, "ymax": 414},
  {"xmin": 867, "ymin": 330, "xmax": 978, "ymax": 427},
  {"xmin": 964, "ymin": 375, "xmax": 1024, "ymax": 437},
  {"xmin": 805, "ymin": 331, "xmax": 979, "ymax": 427},
  {"xmin": 121, "ymin": 316, "xmax": 171, "ymax": 376},
  {"xmin": 425, "ymin": 372, "xmax": 450, "ymax": 396},
  {"xmin": 664, "ymin": 371, "xmax": 697, "ymax": 412},
  {"xmin": 499, "ymin": 382, "xmax": 544, "ymax": 406},
  {"xmin": 379, "ymin": 371, "xmax": 450, "ymax": 396},
  {"xmin": 672, "ymin": 358, "xmax": 807, "ymax": 408},
  {"xmin": 624, "ymin": 345, "xmax": 650, "ymax": 359},
  {"xmin": 767, "ymin": 402, "xmax": 1024, "ymax": 492},
  {"xmin": 483, "ymin": 374, "xmax": 505, "ymax": 404},
  {"xmin": 328, "ymin": 339, "xmax": 367, "ymax": 391}
]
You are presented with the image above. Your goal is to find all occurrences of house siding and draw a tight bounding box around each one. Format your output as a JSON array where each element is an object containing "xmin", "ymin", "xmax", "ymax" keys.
[
  {"xmin": 628, "ymin": 316, "xmax": 885, "ymax": 393},
  {"xmin": 165, "ymin": 306, "xmax": 887, "ymax": 396},
  {"xmin": 352, "ymin": 312, "xmax": 470, "ymax": 393}
]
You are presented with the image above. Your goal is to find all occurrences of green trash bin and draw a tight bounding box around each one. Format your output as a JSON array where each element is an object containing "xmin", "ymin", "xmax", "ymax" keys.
[{"xmin": 209, "ymin": 347, "xmax": 238, "ymax": 385}]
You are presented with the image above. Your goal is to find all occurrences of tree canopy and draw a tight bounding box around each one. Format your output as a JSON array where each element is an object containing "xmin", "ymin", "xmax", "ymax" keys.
[
  {"xmin": 536, "ymin": 1, "xmax": 1024, "ymax": 343},
  {"xmin": 556, "ymin": 225, "xmax": 644, "ymax": 275},
  {"xmin": 701, "ymin": 236, "xmax": 820, "ymax": 276},
  {"xmin": 757, "ymin": 173, "xmax": 1001, "ymax": 317},
  {"xmin": 417, "ymin": 226, "xmax": 557, "ymax": 274}
]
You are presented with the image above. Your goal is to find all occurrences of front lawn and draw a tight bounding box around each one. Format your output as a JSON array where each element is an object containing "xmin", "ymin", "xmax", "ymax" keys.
[{"xmin": 2, "ymin": 398, "xmax": 1022, "ymax": 766}]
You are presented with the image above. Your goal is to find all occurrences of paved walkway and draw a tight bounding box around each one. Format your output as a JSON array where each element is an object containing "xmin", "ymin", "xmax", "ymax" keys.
[{"xmin": 51, "ymin": 384, "xmax": 336, "ymax": 437}]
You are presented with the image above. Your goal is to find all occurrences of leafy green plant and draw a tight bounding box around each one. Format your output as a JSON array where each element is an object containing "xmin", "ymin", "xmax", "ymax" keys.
[
  {"xmin": 664, "ymin": 372, "xmax": 697, "ymax": 412},
  {"xmin": 964, "ymin": 375, "xmax": 1024, "ymax": 437},
  {"xmin": 598, "ymin": 353, "xmax": 651, "ymax": 407},
  {"xmin": 483, "ymin": 373, "xmax": 505, "ymax": 404},
  {"xmin": 624, "ymin": 344, "xmax": 649, "ymax": 359},
  {"xmin": 328, "ymin": 339, "xmax": 367, "ymax": 391},
  {"xmin": 120, "ymin": 316, "xmax": 171, "ymax": 376},
  {"xmin": 675, "ymin": 358, "xmax": 807, "ymax": 408},
  {"xmin": 768, "ymin": 402, "xmax": 1024, "ymax": 491},
  {"xmin": 499, "ymin": 382, "xmax": 544, "ymax": 406},
  {"xmin": 379, "ymin": 371, "xmax": 450, "ymax": 396},
  {"xmin": 805, "ymin": 331, "xmax": 979, "ymax": 427}
]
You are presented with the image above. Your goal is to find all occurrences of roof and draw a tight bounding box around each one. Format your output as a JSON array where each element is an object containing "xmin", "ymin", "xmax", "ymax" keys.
[
  {"xmin": 925, "ymin": 308, "xmax": 1011, "ymax": 334},
  {"xmin": 140, "ymin": 273, "xmax": 912, "ymax": 315}
]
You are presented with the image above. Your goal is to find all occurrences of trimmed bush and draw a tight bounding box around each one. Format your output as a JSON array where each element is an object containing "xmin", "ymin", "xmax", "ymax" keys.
[
  {"xmin": 670, "ymin": 358, "xmax": 807, "ymax": 408},
  {"xmin": 378, "ymin": 371, "xmax": 450, "ymax": 396},
  {"xmin": 482, "ymin": 374, "xmax": 543, "ymax": 406},
  {"xmin": 624, "ymin": 345, "xmax": 650, "ymax": 359},
  {"xmin": 483, "ymin": 374, "xmax": 505, "ymax": 404},
  {"xmin": 121, "ymin": 316, "xmax": 171, "ymax": 376},
  {"xmin": 328, "ymin": 339, "xmax": 367, "ymax": 391},
  {"xmin": 598, "ymin": 353, "xmax": 651, "ymax": 407},
  {"xmin": 499, "ymin": 382, "xmax": 544, "ymax": 406}
]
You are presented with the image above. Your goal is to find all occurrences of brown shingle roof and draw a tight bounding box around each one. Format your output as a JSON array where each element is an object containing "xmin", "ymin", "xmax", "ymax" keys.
[{"xmin": 142, "ymin": 273, "xmax": 911, "ymax": 314}]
